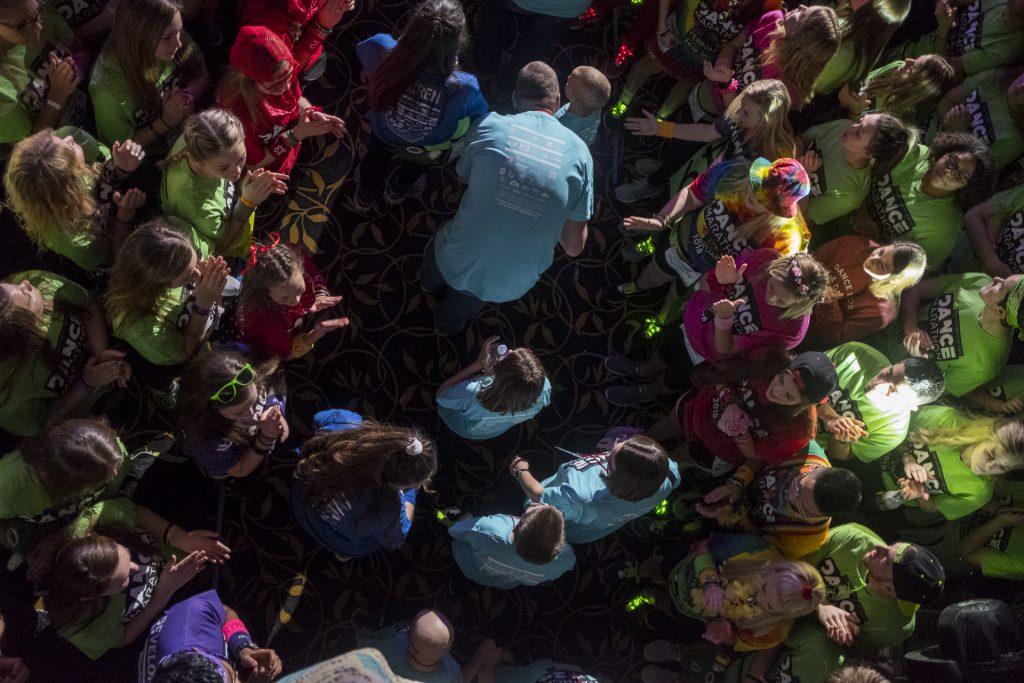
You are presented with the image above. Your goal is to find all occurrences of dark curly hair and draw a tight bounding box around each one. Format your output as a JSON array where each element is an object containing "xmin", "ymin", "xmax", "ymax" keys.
[{"xmin": 928, "ymin": 132, "xmax": 995, "ymax": 211}]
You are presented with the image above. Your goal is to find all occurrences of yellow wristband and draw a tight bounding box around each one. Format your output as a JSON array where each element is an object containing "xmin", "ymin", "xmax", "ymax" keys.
[
  {"xmin": 657, "ymin": 119, "xmax": 676, "ymax": 138},
  {"xmin": 240, "ymin": 195, "xmax": 257, "ymax": 209}
]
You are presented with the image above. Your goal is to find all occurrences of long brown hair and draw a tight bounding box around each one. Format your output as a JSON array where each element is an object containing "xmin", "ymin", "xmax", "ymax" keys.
[
  {"xmin": 762, "ymin": 6, "xmax": 841, "ymax": 107},
  {"xmin": 29, "ymin": 524, "xmax": 156, "ymax": 633},
  {"xmin": 21, "ymin": 419, "xmax": 123, "ymax": 505},
  {"xmin": 296, "ymin": 421, "xmax": 437, "ymax": 516},
  {"xmin": 476, "ymin": 347, "xmax": 546, "ymax": 414},
  {"xmin": 0, "ymin": 278, "xmax": 59, "ymax": 404},
  {"xmin": 173, "ymin": 348, "xmax": 281, "ymax": 445},
  {"xmin": 602, "ymin": 436, "xmax": 670, "ymax": 502},
  {"xmin": 863, "ymin": 55, "xmax": 955, "ymax": 123},
  {"xmin": 833, "ymin": 0, "xmax": 911, "ymax": 89},
  {"xmin": 105, "ymin": 219, "xmax": 196, "ymax": 328},
  {"xmin": 723, "ymin": 79, "xmax": 796, "ymax": 160},
  {"xmin": 368, "ymin": 0, "xmax": 468, "ymax": 111},
  {"xmin": 693, "ymin": 352, "xmax": 819, "ymax": 422},
  {"xmin": 106, "ymin": 0, "xmax": 204, "ymax": 117}
]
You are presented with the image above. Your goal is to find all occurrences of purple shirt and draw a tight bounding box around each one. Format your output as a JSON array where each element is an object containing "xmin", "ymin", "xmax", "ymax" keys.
[{"xmin": 137, "ymin": 590, "xmax": 226, "ymax": 683}]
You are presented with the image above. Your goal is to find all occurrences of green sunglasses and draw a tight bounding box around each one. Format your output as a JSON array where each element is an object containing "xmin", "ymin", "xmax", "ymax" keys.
[{"xmin": 210, "ymin": 363, "xmax": 256, "ymax": 403}]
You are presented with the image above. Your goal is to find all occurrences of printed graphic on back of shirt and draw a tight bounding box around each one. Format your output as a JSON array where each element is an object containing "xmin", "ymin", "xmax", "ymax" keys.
[
  {"xmin": 815, "ymin": 555, "xmax": 855, "ymax": 602},
  {"xmin": 962, "ymin": 88, "xmax": 996, "ymax": 144},
  {"xmin": 46, "ymin": 309, "xmax": 86, "ymax": 394},
  {"xmin": 881, "ymin": 440, "xmax": 948, "ymax": 494},
  {"xmin": 681, "ymin": 4, "xmax": 743, "ymax": 61},
  {"xmin": 54, "ymin": 0, "xmax": 108, "ymax": 28},
  {"xmin": 946, "ymin": 1, "xmax": 983, "ymax": 56},
  {"xmin": 869, "ymin": 174, "xmax": 914, "ymax": 238},
  {"xmin": 384, "ymin": 80, "xmax": 444, "ymax": 143},
  {"xmin": 924, "ymin": 292, "xmax": 963, "ymax": 361},
  {"xmin": 749, "ymin": 468, "xmax": 795, "ymax": 527},
  {"xmin": 805, "ymin": 138, "xmax": 827, "ymax": 196},
  {"xmin": 694, "ymin": 200, "xmax": 752, "ymax": 259},
  {"xmin": 733, "ymin": 34, "xmax": 762, "ymax": 87},
  {"xmin": 123, "ymin": 547, "xmax": 162, "ymax": 622},
  {"xmin": 700, "ymin": 279, "xmax": 762, "ymax": 335},
  {"xmin": 996, "ymin": 209, "xmax": 1024, "ymax": 273},
  {"xmin": 496, "ymin": 121, "xmax": 567, "ymax": 218},
  {"xmin": 569, "ymin": 453, "xmax": 610, "ymax": 474},
  {"xmin": 827, "ymin": 387, "xmax": 863, "ymax": 424}
]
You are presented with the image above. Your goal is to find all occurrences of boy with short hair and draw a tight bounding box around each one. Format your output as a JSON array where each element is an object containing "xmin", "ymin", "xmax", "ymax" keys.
[{"xmin": 555, "ymin": 66, "xmax": 611, "ymax": 147}]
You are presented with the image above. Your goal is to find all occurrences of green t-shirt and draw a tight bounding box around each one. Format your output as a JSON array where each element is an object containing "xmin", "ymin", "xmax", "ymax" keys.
[
  {"xmin": 804, "ymin": 523, "xmax": 916, "ymax": 653},
  {"xmin": 161, "ymin": 135, "xmax": 250, "ymax": 257},
  {"xmin": 969, "ymin": 480, "xmax": 1024, "ymax": 579},
  {"xmin": 881, "ymin": 273, "xmax": 1009, "ymax": 397},
  {"xmin": 0, "ymin": 7, "xmax": 87, "ymax": 146},
  {"xmin": 989, "ymin": 184, "xmax": 1024, "ymax": 274},
  {"xmin": 825, "ymin": 342, "xmax": 909, "ymax": 462},
  {"xmin": 802, "ymin": 120, "xmax": 871, "ymax": 227},
  {"xmin": 0, "ymin": 271, "xmax": 92, "ymax": 437},
  {"xmin": 948, "ymin": 0, "xmax": 1024, "ymax": 77},
  {"xmin": 878, "ymin": 405, "xmax": 995, "ymax": 520},
  {"xmin": 814, "ymin": 41, "xmax": 856, "ymax": 95},
  {"xmin": 725, "ymin": 622, "xmax": 846, "ymax": 683},
  {"xmin": 112, "ymin": 285, "xmax": 203, "ymax": 366},
  {"xmin": 952, "ymin": 70, "xmax": 1024, "ymax": 171},
  {"xmin": 88, "ymin": 49, "xmax": 175, "ymax": 146},
  {"xmin": 57, "ymin": 497, "xmax": 166, "ymax": 660},
  {"xmin": 865, "ymin": 143, "xmax": 963, "ymax": 271},
  {"xmin": 0, "ymin": 440, "xmax": 132, "ymax": 557}
]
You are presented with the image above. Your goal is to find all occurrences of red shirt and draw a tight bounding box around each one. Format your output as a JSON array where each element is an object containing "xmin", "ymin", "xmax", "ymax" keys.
[
  {"xmin": 242, "ymin": 0, "xmax": 328, "ymax": 73},
  {"xmin": 681, "ymin": 377, "xmax": 817, "ymax": 467},
  {"xmin": 238, "ymin": 254, "xmax": 327, "ymax": 359},
  {"xmin": 806, "ymin": 235, "xmax": 895, "ymax": 348}
]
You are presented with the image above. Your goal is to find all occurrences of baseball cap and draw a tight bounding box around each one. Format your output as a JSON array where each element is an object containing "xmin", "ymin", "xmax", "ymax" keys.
[
  {"xmin": 791, "ymin": 352, "xmax": 839, "ymax": 404},
  {"xmin": 749, "ymin": 157, "xmax": 811, "ymax": 218},
  {"xmin": 892, "ymin": 542, "xmax": 945, "ymax": 607}
]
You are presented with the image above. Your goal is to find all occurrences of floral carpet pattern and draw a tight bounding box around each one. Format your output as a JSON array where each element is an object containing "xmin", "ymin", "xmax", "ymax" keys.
[{"xmin": 0, "ymin": 2, "xmax": 714, "ymax": 681}]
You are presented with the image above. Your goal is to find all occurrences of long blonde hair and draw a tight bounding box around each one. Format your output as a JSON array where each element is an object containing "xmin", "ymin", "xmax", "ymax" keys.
[
  {"xmin": 217, "ymin": 67, "xmax": 274, "ymax": 127},
  {"xmin": 868, "ymin": 241, "xmax": 926, "ymax": 304},
  {"xmin": 762, "ymin": 6, "xmax": 842, "ymax": 107},
  {"xmin": 106, "ymin": 219, "xmax": 196, "ymax": 327},
  {"xmin": 914, "ymin": 414, "xmax": 1024, "ymax": 452},
  {"xmin": 106, "ymin": 0, "xmax": 204, "ymax": 117},
  {"xmin": 723, "ymin": 79, "xmax": 797, "ymax": 160},
  {"xmin": 863, "ymin": 55, "xmax": 955, "ymax": 123},
  {"xmin": 4, "ymin": 131, "xmax": 100, "ymax": 245},
  {"xmin": 721, "ymin": 556, "xmax": 825, "ymax": 631}
]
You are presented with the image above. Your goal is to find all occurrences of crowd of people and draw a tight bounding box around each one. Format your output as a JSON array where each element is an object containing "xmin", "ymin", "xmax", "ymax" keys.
[{"xmin": 0, "ymin": 0, "xmax": 1023, "ymax": 680}]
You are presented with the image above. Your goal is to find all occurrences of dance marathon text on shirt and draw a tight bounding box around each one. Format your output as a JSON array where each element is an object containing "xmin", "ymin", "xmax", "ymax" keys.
[{"xmin": 497, "ymin": 123, "xmax": 568, "ymax": 218}]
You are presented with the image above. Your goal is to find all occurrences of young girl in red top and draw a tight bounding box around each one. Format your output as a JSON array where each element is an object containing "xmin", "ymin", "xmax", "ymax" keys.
[
  {"xmin": 241, "ymin": 0, "xmax": 355, "ymax": 80},
  {"xmin": 216, "ymin": 25, "xmax": 346, "ymax": 175},
  {"xmin": 647, "ymin": 351, "xmax": 837, "ymax": 476},
  {"xmin": 236, "ymin": 236, "xmax": 349, "ymax": 360}
]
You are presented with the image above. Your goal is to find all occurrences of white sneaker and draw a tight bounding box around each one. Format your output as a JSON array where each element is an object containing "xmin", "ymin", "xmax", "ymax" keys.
[{"xmin": 614, "ymin": 177, "xmax": 658, "ymax": 204}]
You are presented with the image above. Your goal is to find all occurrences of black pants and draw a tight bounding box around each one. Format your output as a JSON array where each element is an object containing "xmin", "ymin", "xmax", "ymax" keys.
[
  {"xmin": 474, "ymin": 0, "xmax": 570, "ymax": 89},
  {"xmin": 357, "ymin": 133, "xmax": 429, "ymax": 200},
  {"xmin": 656, "ymin": 322, "xmax": 698, "ymax": 391}
]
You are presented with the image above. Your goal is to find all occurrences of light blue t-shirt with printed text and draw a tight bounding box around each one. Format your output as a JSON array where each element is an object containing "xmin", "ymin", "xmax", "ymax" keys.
[
  {"xmin": 435, "ymin": 111, "xmax": 594, "ymax": 303},
  {"xmin": 437, "ymin": 376, "xmax": 551, "ymax": 440},
  {"xmin": 538, "ymin": 453, "xmax": 680, "ymax": 543},
  {"xmin": 357, "ymin": 625, "xmax": 461, "ymax": 683},
  {"xmin": 449, "ymin": 514, "xmax": 576, "ymax": 589},
  {"xmin": 554, "ymin": 103, "xmax": 600, "ymax": 147}
]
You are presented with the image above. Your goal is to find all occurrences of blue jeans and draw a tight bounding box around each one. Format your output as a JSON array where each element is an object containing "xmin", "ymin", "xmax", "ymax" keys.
[{"xmin": 419, "ymin": 238, "xmax": 488, "ymax": 335}]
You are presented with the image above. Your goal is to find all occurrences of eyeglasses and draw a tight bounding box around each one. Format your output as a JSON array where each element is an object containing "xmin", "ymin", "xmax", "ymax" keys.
[
  {"xmin": 943, "ymin": 154, "xmax": 970, "ymax": 185},
  {"xmin": 1, "ymin": 1, "xmax": 45, "ymax": 33},
  {"xmin": 210, "ymin": 364, "xmax": 256, "ymax": 403}
]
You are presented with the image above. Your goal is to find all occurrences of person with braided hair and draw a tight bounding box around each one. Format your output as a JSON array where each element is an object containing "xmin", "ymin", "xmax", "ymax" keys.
[
  {"xmin": 160, "ymin": 108, "xmax": 288, "ymax": 258},
  {"xmin": 235, "ymin": 237, "xmax": 348, "ymax": 361},
  {"xmin": 291, "ymin": 411, "xmax": 437, "ymax": 560}
]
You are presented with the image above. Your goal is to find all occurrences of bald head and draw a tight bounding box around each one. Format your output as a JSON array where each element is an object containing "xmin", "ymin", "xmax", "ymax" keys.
[
  {"xmin": 407, "ymin": 610, "xmax": 454, "ymax": 668},
  {"xmin": 515, "ymin": 61, "xmax": 560, "ymax": 113}
]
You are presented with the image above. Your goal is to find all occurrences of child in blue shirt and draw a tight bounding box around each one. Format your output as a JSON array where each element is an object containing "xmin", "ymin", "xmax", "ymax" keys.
[
  {"xmin": 357, "ymin": 611, "xmax": 462, "ymax": 683},
  {"xmin": 555, "ymin": 66, "xmax": 611, "ymax": 147},
  {"xmin": 510, "ymin": 435, "xmax": 680, "ymax": 543},
  {"xmin": 448, "ymin": 505, "xmax": 576, "ymax": 589},
  {"xmin": 291, "ymin": 410, "xmax": 437, "ymax": 560},
  {"xmin": 436, "ymin": 336, "xmax": 551, "ymax": 440}
]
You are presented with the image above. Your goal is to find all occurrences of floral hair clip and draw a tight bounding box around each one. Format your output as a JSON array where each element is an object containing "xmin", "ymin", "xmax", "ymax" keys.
[
  {"xmin": 240, "ymin": 231, "xmax": 281, "ymax": 275},
  {"xmin": 788, "ymin": 259, "xmax": 810, "ymax": 296}
]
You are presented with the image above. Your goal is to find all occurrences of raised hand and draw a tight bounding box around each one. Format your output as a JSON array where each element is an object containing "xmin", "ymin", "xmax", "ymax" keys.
[
  {"xmin": 623, "ymin": 110, "xmax": 659, "ymax": 137},
  {"xmin": 308, "ymin": 316, "xmax": 350, "ymax": 343},
  {"xmin": 799, "ymin": 149, "xmax": 822, "ymax": 174},
  {"xmin": 622, "ymin": 215, "xmax": 665, "ymax": 232},
  {"xmin": 172, "ymin": 529, "xmax": 231, "ymax": 564},
  {"xmin": 711, "ymin": 298, "xmax": 744, "ymax": 320},
  {"xmin": 309, "ymin": 293, "xmax": 343, "ymax": 313},
  {"xmin": 111, "ymin": 139, "xmax": 146, "ymax": 173},
  {"xmin": 902, "ymin": 326, "xmax": 933, "ymax": 357},
  {"xmin": 703, "ymin": 59, "xmax": 733, "ymax": 84},
  {"xmin": 825, "ymin": 415, "xmax": 868, "ymax": 443},
  {"xmin": 157, "ymin": 551, "xmax": 208, "ymax": 596},
  {"xmin": 194, "ymin": 257, "xmax": 230, "ymax": 308},
  {"xmin": 46, "ymin": 52, "xmax": 81, "ymax": 105},
  {"xmin": 714, "ymin": 254, "xmax": 747, "ymax": 285},
  {"xmin": 113, "ymin": 188, "xmax": 147, "ymax": 221}
]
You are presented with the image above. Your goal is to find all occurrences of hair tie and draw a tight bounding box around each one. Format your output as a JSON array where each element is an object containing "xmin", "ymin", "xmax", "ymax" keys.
[
  {"xmin": 406, "ymin": 438, "xmax": 423, "ymax": 455},
  {"xmin": 801, "ymin": 584, "xmax": 814, "ymax": 601},
  {"xmin": 240, "ymin": 231, "xmax": 281, "ymax": 275}
]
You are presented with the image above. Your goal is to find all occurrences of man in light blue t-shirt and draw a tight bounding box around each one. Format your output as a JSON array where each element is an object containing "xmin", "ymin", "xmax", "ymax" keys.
[
  {"xmin": 511, "ymin": 436, "xmax": 679, "ymax": 543},
  {"xmin": 448, "ymin": 506, "xmax": 576, "ymax": 589},
  {"xmin": 421, "ymin": 61, "xmax": 593, "ymax": 334}
]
